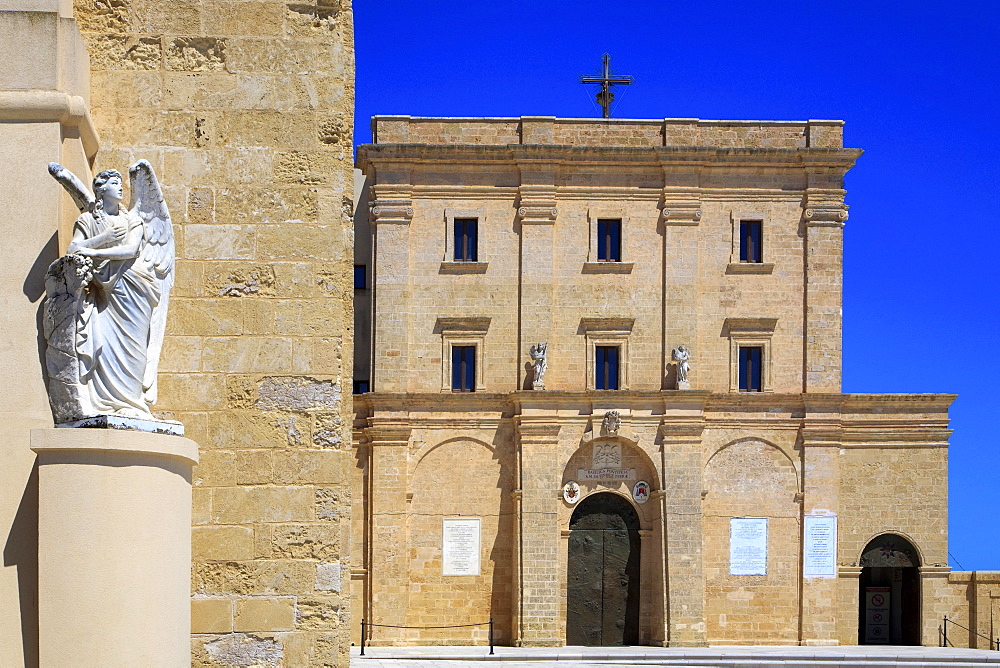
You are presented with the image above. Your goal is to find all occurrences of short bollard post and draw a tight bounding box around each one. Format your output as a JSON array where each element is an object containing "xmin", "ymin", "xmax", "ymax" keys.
[
  {"xmin": 943, "ymin": 616, "xmax": 948, "ymax": 648},
  {"xmin": 360, "ymin": 618, "xmax": 366, "ymax": 656},
  {"xmin": 489, "ymin": 618, "xmax": 494, "ymax": 655}
]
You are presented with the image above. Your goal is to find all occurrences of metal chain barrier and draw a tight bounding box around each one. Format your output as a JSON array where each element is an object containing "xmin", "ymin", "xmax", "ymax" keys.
[{"xmin": 359, "ymin": 618, "xmax": 494, "ymax": 656}]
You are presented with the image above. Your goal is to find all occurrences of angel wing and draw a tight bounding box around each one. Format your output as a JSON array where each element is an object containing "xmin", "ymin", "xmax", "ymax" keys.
[
  {"xmin": 129, "ymin": 159, "xmax": 175, "ymax": 405},
  {"xmin": 48, "ymin": 162, "xmax": 96, "ymax": 213}
]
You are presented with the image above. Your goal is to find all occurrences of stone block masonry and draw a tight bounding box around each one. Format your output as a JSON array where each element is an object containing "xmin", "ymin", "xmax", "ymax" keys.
[{"xmin": 72, "ymin": 1, "xmax": 356, "ymax": 666}]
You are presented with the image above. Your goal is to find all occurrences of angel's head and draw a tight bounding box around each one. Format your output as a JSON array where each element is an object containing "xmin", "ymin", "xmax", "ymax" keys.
[{"xmin": 93, "ymin": 169, "xmax": 124, "ymax": 207}]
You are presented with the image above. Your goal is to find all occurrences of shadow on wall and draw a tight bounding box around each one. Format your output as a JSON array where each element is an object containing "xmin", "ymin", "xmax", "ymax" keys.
[
  {"xmin": 3, "ymin": 462, "xmax": 39, "ymax": 668},
  {"xmin": 26, "ymin": 232, "xmax": 58, "ymax": 394},
  {"xmin": 490, "ymin": 422, "xmax": 516, "ymax": 643}
]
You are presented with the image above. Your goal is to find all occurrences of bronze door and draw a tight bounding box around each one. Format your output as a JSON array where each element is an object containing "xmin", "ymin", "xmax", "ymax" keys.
[{"xmin": 566, "ymin": 493, "xmax": 640, "ymax": 645}]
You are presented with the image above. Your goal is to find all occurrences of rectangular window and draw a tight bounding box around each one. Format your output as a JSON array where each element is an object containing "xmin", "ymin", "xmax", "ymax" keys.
[
  {"xmin": 454, "ymin": 218, "xmax": 478, "ymax": 262},
  {"xmin": 352, "ymin": 379, "xmax": 370, "ymax": 394},
  {"xmin": 451, "ymin": 345, "xmax": 476, "ymax": 392},
  {"xmin": 597, "ymin": 219, "xmax": 621, "ymax": 262},
  {"xmin": 595, "ymin": 345, "xmax": 620, "ymax": 390},
  {"xmin": 739, "ymin": 221, "xmax": 762, "ymax": 263},
  {"xmin": 738, "ymin": 346, "xmax": 763, "ymax": 392},
  {"xmin": 354, "ymin": 265, "xmax": 367, "ymax": 289}
]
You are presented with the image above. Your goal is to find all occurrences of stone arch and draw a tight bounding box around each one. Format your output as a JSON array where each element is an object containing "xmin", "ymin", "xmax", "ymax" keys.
[
  {"xmin": 564, "ymin": 436, "xmax": 660, "ymax": 487},
  {"xmin": 573, "ymin": 488, "xmax": 641, "ymax": 524},
  {"xmin": 705, "ymin": 436, "xmax": 800, "ymax": 493},
  {"xmin": 858, "ymin": 532, "xmax": 923, "ymax": 568},
  {"xmin": 410, "ymin": 435, "xmax": 500, "ymax": 475},
  {"xmin": 561, "ymin": 436, "xmax": 659, "ymax": 531}
]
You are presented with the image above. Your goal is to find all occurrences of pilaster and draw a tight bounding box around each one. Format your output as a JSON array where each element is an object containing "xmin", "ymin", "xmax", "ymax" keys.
[
  {"xmin": 803, "ymin": 170, "xmax": 847, "ymax": 392},
  {"xmin": 364, "ymin": 421, "xmax": 412, "ymax": 643},
  {"xmin": 371, "ymin": 182, "xmax": 413, "ymax": 392},
  {"xmin": 517, "ymin": 165, "xmax": 558, "ymax": 390},
  {"xmin": 515, "ymin": 419, "xmax": 562, "ymax": 646},
  {"xmin": 799, "ymin": 398, "xmax": 843, "ymax": 645},
  {"xmin": 836, "ymin": 566, "xmax": 862, "ymax": 645},
  {"xmin": 659, "ymin": 418, "xmax": 708, "ymax": 646},
  {"xmin": 660, "ymin": 166, "xmax": 701, "ymax": 389}
]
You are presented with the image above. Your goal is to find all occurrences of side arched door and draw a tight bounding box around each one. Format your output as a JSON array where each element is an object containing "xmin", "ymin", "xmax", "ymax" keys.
[
  {"xmin": 566, "ymin": 492, "xmax": 640, "ymax": 646},
  {"xmin": 858, "ymin": 534, "xmax": 921, "ymax": 645}
]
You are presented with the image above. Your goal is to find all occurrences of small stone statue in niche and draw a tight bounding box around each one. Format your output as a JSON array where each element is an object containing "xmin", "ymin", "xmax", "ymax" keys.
[
  {"xmin": 671, "ymin": 345, "xmax": 691, "ymax": 390},
  {"xmin": 44, "ymin": 161, "xmax": 175, "ymax": 424},
  {"xmin": 529, "ymin": 342, "xmax": 547, "ymax": 390}
]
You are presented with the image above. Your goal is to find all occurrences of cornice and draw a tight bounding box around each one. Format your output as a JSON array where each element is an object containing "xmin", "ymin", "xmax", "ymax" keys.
[
  {"xmin": 357, "ymin": 144, "xmax": 863, "ymax": 171},
  {"xmin": 355, "ymin": 391, "xmax": 956, "ymax": 421}
]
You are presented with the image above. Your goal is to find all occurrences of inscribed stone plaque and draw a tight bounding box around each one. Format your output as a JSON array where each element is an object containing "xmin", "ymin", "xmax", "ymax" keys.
[
  {"xmin": 804, "ymin": 515, "xmax": 837, "ymax": 577},
  {"xmin": 442, "ymin": 518, "xmax": 481, "ymax": 576},
  {"xmin": 578, "ymin": 468, "xmax": 636, "ymax": 481},
  {"xmin": 729, "ymin": 517, "xmax": 768, "ymax": 575}
]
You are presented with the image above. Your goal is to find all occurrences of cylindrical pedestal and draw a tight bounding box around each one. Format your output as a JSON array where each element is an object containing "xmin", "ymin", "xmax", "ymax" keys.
[{"xmin": 30, "ymin": 428, "xmax": 198, "ymax": 667}]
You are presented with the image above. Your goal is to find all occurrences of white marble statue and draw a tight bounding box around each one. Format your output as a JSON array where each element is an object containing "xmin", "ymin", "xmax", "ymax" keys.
[
  {"xmin": 671, "ymin": 344, "xmax": 691, "ymax": 389},
  {"xmin": 44, "ymin": 161, "xmax": 175, "ymax": 423},
  {"xmin": 529, "ymin": 342, "xmax": 547, "ymax": 390}
]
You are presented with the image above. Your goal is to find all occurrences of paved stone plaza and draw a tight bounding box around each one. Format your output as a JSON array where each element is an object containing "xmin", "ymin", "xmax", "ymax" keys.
[{"xmin": 352, "ymin": 644, "xmax": 1000, "ymax": 667}]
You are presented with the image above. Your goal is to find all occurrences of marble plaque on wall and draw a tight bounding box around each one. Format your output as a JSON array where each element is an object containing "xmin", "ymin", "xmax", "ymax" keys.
[
  {"xmin": 804, "ymin": 515, "xmax": 837, "ymax": 577},
  {"xmin": 730, "ymin": 517, "xmax": 768, "ymax": 575},
  {"xmin": 442, "ymin": 518, "xmax": 481, "ymax": 576}
]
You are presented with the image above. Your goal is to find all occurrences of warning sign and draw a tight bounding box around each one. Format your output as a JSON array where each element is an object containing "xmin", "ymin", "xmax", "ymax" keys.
[{"xmin": 865, "ymin": 587, "xmax": 890, "ymax": 644}]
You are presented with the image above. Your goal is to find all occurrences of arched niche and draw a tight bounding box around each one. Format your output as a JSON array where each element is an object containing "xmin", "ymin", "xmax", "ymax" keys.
[
  {"xmin": 407, "ymin": 437, "xmax": 514, "ymax": 644},
  {"xmin": 704, "ymin": 436, "xmax": 800, "ymax": 502},
  {"xmin": 702, "ymin": 437, "xmax": 800, "ymax": 643}
]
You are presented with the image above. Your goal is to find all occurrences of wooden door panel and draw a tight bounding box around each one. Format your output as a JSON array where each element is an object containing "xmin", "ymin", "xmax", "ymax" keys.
[
  {"xmin": 567, "ymin": 530, "xmax": 604, "ymax": 645},
  {"xmin": 601, "ymin": 527, "xmax": 630, "ymax": 645}
]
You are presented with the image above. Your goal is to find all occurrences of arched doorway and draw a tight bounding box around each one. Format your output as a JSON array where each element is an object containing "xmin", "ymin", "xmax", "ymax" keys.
[
  {"xmin": 566, "ymin": 492, "xmax": 640, "ymax": 646},
  {"xmin": 858, "ymin": 534, "xmax": 921, "ymax": 645}
]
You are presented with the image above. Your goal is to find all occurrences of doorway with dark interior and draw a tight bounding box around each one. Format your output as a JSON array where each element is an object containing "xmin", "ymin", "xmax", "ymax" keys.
[{"xmin": 858, "ymin": 533, "xmax": 921, "ymax": 646}]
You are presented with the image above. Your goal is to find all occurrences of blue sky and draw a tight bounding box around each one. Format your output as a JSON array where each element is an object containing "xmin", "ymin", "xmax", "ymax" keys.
[{"xmin": 354, "ymin": 1, "xmax": 999, "ymax": 569}]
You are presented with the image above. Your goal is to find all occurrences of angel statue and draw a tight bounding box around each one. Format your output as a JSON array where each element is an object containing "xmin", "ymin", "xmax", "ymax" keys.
[
  {"xmin": 44, "ymin": 160, "xmax": 174, "ymax": 424},
  {"xmin": 529, "ymin": 342, "xmax": 547, "ymax": 390},
  {"xmin": 671, "ymin": 344, "xmax": 691, "ymax": 388}
]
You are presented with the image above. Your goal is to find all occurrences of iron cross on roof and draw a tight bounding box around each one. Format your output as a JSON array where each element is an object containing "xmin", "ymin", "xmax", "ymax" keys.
[{"xmin": 579, "ymin": 53, "xmax": 634, "ymax": 118}]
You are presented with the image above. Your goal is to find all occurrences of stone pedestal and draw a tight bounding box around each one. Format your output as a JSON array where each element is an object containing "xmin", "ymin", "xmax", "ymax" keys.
[{"xmin": 30, "ymin": 428, "xmax": 198, "ymax": 667}]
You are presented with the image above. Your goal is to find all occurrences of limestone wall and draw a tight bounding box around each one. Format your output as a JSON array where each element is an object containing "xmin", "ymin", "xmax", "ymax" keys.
[{"xmin": 72, "ymin": 1, "xmax": 356, "ymax": 665}]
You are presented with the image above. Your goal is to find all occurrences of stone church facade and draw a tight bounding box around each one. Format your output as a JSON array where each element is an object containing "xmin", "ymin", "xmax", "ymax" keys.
[{"xmin": 352, "ymin": 116, "xmax": 999, "ymax": 648}]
